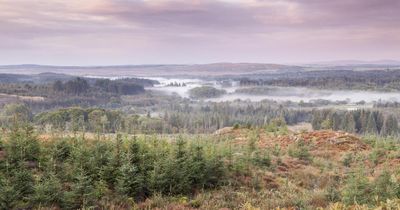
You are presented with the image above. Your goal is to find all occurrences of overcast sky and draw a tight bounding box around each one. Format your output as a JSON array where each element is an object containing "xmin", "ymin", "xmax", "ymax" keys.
[{"xmin": 1, "ymin": 0, "xmax": 399, "ymax": 65}]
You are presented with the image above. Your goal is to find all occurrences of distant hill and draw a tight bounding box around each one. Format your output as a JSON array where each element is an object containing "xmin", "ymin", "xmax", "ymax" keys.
[
  {"xmin": 289, "ymin": 60, "xmax": 400, "ymax": 72},
  {"xmin": 309, "ymin": 59, "xmax": 400, "ymax": 66},
  {"xmin": 0, "ymin": 63, "xmax": 303, "ymax": 77},
  {"xmin": 0, "ymin": 72, "xmax": 75, "ymax": 84},
  {"xmin": 1, "ymin": 61, "xmax": 399, "ymax": 77}
]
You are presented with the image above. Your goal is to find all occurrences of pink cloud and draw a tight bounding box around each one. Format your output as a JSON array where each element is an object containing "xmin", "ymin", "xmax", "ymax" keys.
[{"xmin": 0, "ymin": 0, "xmax": 399, "ymax": 65}]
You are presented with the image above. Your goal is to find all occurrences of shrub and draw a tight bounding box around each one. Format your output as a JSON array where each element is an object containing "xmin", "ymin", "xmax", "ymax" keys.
[
  {"xmin": 341, "ymin": 168, "xmax": 371, "ymax": 205},
  {"xmin": 341, "ymin": 153, "xmax": 353, "ymax": 167},
  {"xmin": 288, "ymin": 140, "xmax": 312, "ymax": 162}
]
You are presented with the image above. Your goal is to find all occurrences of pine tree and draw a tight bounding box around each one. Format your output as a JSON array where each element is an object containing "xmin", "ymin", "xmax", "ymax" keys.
[
  {"xmin": 188, "ymin": 145, "xmax": 206, "ymax": 189},
  {"xmin": 359, "ymin": 110, "xmax": 369, "ymax": 133},
  {"xmin": 116, "ymin": 138, "xmax": 148, "ymax": 200},
  {"xmin": 373, "ymin": 170, "xmax": 397, "ymax": 202},
  {"xmin": 331, "ymin": 112, "xmax": 342, "ymax": 131},
  {"xmin": 0, "ymin": 174, "xmax": 19, "ymax": 209},
  {"xmin": 62, "ymin": 170, "xmax": 94, "ymax": 209},
  {"xmin": 342, "ymin": 168, "xmax": 370, "ymax": 205},
  {"xmin": 382, "ymin": 115, "xmax": 399, "ymax": 136},
  {"xmin": 375, "ymin": 111, "xmax": 385, "ymax": 134},
  {"xmin": 31, "ymin": 173, "xmax": 63, "ymax": 206},
  {"xmin": 366, "ymin": 113, "xmax": 378, "ymax": 134},
  {"xmin": 343, "ymin": 112, "xmax": 356, "ymax": 133},
  {"xmin": 311, "ymin": 111, "xmax": 322, "ymax": 130},
  {"xmin": 116, "ymin": 161, "xmax": 145, "ymax": 199}
]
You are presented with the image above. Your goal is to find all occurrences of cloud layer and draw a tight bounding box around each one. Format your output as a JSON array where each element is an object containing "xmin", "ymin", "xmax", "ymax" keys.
[{"xmin": 0, "ymin": 0, "xmax": 399, "ymax": 65}]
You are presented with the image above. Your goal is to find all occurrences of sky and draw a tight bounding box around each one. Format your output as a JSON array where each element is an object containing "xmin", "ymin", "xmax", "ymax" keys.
[{"xmin": 0, "ymin": 0, "xmax": 399, "ymax": 65}]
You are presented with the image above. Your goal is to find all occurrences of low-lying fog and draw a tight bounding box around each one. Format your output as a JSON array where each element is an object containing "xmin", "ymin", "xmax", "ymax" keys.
[
  {"xmin": 86, "ymin": 76, "xmax": 399, "ymax": 104},
  {"xmin": 143, "ymin": 77, "xmax": 400, "ymax": 104}
]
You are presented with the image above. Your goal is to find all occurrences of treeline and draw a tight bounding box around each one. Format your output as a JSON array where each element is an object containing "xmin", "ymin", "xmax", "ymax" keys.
[
  {"xmin": 0, "ymin": 77, "xmax": 152, "ymax": 97},
  {"xmin": 239, "ymin": 70, "xmax": 400, "ymax": 91},
  {"xmin": 0, "ymin": 125, "xmax": 226, "ymax": 209},
  {"xmin": 161, "ymin": 101, "xmax": 310, "ymax": 133},
  {"xmin": 94, "ymin": 79, "xmax": 144, "ymax": 95},
  {"xmin": 50, "ymin": 78, "xmax": 147, "ymax": 96},
  {"xmin": 188, "ymin": 86, "xmax": 226, "ymax": 99},
  {"xmin": 1, "ymin": 102, "xmax": 311, "ymax": 134},
  {"xmin": 374, "ymin": 101, "xmax": 400, "ymax": 108},
  {"xmin": 0, "ymin": 77, "xmax": 154, "ymax": 112},
  {"xmin": 52, "ymin": 78, "xmax": 146, "ymax": 96},
  {"xmin": 311, "ymin": 109, "xmax": 399, "ymax": 136},
  {"xmin": 7, "ymin": 102, "xmax": 400, "ymax": 136}
]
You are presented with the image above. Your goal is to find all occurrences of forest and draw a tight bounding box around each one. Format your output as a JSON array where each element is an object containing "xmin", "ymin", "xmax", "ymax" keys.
[
  {"xmin": 1, "ymin": 70, "xmax": 400, "ymax": 209},
  {"xmin": 238, "ymin": 69, "xmax": 400, "ymax": 91},
  {"xmin": 188, "ymin": 86, "xmax": 226, "ymax": 99}
]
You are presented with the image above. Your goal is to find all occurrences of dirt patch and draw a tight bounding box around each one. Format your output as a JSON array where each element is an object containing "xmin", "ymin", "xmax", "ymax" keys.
[
  {"xmin": 297, "ymin": 130, "xmax": 369, "ymax": 152},
  {"xmin": 252, "ymin": 130, "xmax": 368, "ymax": 152},
  {"xmin": 214, "ymin": 127, "xmax": 234, "ymax": 135},
  {"xmin": 288, "ymin": 122, "xmax": 313, "ymax": 133}
]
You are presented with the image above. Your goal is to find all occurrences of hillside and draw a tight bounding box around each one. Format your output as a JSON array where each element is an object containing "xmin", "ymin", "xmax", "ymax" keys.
[{"xmin": 2, "ymin": 122, "xmax": 400, "ymax": 209}]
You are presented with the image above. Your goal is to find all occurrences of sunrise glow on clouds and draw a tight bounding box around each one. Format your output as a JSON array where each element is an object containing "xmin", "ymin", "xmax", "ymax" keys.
[{"xmin": 0, "ymin": 0, "xmax": 399, "ymax": 65}]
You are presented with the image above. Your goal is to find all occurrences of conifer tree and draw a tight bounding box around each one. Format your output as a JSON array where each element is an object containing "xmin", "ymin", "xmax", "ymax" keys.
[
  {"xmin": 375, "ymin": 111, "xmax": 385, "ymax": 134},
  {"xmin": 366, "ymin": 113, "xmax": 378, "ymax": 135},
  {"xmin": 62, "ymin": 170, "xmax": 94, "ymax": 209},
  {"xmin": 311, "ymin": 111, "xmax": 322, "ymax": 130},
  {"xmin": 31, "ymin": 173, "xmax": 63, "ymax": 206},
  {"xmin": 382, "ymin": 115, "xmax": 399, "ymax": 136},
  {"xmin": 342, "ymin": 168, "xmax": 370, "ymax": 205},
  {"xmin": 359, "ymin": 110, "xmax": 369, "ymax": 133},
  {"xmin": 373, "ymin": 170, "xmax": 397, "ymax": 202},
  {"xmin": 331, "ymin": 112, "xmax": 342, "ymax": 131},
  {"xmin": 343, "ymin": 112, "xmax": 356, "ymax": 133}
]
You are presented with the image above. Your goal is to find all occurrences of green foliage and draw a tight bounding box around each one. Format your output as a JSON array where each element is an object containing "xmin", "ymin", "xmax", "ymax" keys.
[
  {"xmin": 251, "ymin": 149, "xmax": 271, "ymax": 167},
  {"xmin": 341, "ymin": 153, "xmax": 353, "ymax": 167},
  {"xmin": 0, "ymin": 126, "xmax": 229, "ymax": 209},
  {"xmin": 288, "ymin": 140, "xmax": 312, "ymax": 162},
  {"xmin": 0, "ymin": 167, "xmax": 34, "ymax": 209},
  {"xmin": 369, "ymin": 147, "xmax": 385, "ymax": 166},
  {"xmin": 341, "ymin": 168, "xmax": 371, "ymax": 205},
  {"xmin": 30, "ymin": 173, "xmax": 63, "ymax": 206},
  {"xmin": 189, "ymin": 86, "xmax": 226, "ymax": 99},
  {"xmin": 265, "ymin": 118, "xmax": 288, "ymax": 135},
  {"xmin": 62, "ymin": 170, "xmax": 95, "ymax": 209},
  {"xmin": 382, "ymin": 115, "xmax": 399, "ymax": 136},
  {"xmin": 6, "ymin": 125, "xmax": 40, "ymax": 164},
  {"xmin": 312, "ymin": 109, "xmax": 399, "ymax": 136},
  {"xmin": 0, "ymin": 103, "xmax": 32, "ymax": 128},
  {"xmin": 373, "ymin": 170, "xmax": 398, "ymax": 202},
  {"xmin": 233, "ymin": 123, "xmax": 240, "ymax": 130}
]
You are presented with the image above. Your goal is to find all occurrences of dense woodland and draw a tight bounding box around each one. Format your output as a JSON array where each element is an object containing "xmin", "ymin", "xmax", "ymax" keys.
[
  {"xmin": 188, "ymin": 86, "xmax": 226, "ymax": 99},
  {"xmin": 2, "ymin": 101, "xmax": 400, "ymax": 138},
  {"xmin": 311, "ymin": 109, "xmax": 399, "ymax": 136},
  {"xmin": 0, "ymin": 102, "xmax": 311, "ymax": 134},
  {"xmin": 238, "ymin": 69, "xmax": 400, "ymax": 91},
  {"xmin": 0, "ymin": 77, "xmax": 156, "ymax": 112},
  {"xmin": 0, "ymin": 77, "xmax": 151, "ymax": 97}
]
